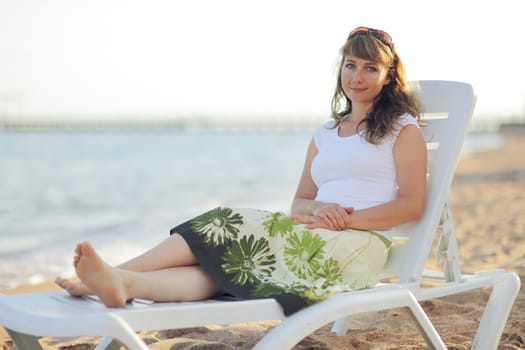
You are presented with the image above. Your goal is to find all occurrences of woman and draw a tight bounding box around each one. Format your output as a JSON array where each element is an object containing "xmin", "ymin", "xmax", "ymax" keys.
[{"xmin": 56, "ymin": 26, "xmax": 427, "ymax": 316}]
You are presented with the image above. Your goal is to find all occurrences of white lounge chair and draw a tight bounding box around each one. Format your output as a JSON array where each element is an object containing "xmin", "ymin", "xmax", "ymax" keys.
[{"xmin": 0, "ymin": 80, "xmax": 520, "ymax": 350}]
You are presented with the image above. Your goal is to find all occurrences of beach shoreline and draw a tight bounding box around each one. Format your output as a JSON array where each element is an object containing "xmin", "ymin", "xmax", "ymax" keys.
[{"xmin": 1, "ymin": 126, "xmax": 524, "ymax": 349}]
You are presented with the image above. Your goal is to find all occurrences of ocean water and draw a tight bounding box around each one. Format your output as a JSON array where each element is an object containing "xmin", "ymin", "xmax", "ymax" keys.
[{"xmin": 0, "ymin": 127, "xmax": 503, "ymax": 289}]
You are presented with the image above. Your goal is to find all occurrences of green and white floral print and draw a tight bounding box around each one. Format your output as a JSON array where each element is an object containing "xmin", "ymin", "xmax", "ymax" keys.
[
  {"xmin": 185, "ymin": 207, "xmax": 390, "ymax": 307},
  {"xmin": 191, "ymin": 207, "xmax": 243, "ymax": 246},
  {"xmin": 262, "ymin": 211, "xmax": 297, "ymax": 237},
  {"xmin": 222, "ymin": 235, "xmax": 276, "ymax": 285},
  {"xmin": 284, "ymin": 230, "xmax": 326, "ymax": 279}
]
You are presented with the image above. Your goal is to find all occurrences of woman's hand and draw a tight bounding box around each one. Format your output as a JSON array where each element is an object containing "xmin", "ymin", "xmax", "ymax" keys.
[
  {"xmin": 313, "ymin": 203, "xmax": 354, "ymax": 230},
  {"xmin": 292, "ymin": 204, "xmax": 354, "ymax": 230}
]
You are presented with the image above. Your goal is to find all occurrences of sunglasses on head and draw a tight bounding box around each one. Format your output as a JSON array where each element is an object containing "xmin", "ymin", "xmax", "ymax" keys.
[{"xmin": 348, "ymin": 27, "xmax": 393, "ymax": 48}]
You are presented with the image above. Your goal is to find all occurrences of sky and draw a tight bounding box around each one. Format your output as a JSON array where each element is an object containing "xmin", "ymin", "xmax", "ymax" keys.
[{"xmin": 1, "ymin": 0, "xmax": 524, "ymax": 124}]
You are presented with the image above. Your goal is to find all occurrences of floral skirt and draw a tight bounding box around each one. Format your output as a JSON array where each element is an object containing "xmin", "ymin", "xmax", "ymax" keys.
[{"xmin": 170, "ymin": 207, "xmax": 391, "ymax": 315}]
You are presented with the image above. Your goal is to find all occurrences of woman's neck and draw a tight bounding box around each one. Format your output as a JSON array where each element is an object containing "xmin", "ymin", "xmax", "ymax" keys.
[
  {"xmin": 343, "ymin": 114, "xmax": 365, "ymax": 125},
  {"xmin": 345, "ymin": 104, "xmax": 370, "ymax": 124}
]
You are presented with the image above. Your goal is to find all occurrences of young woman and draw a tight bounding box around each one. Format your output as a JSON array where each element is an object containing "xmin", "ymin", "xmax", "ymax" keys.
[{"xmin": 56, "ymin": 27, "xmax": 427, "ymax": 316}]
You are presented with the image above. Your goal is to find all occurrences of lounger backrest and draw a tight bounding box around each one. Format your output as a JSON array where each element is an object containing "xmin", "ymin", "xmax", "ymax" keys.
[{"xmin": 384, "ymin": 80, "xmax": 476, "ymax": 282}]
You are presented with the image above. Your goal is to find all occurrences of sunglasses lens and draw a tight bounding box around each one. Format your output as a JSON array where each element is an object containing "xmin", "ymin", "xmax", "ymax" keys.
[
  {"xmin": 348, "ymin": 27, "xmax": 393, "ymax": 48},
  {"xmin": 349, "ymin": 27, "xmax": 369, "ymax": 37},
  {"xmin": 378, "ymin": 30, "xmax": 393, "ymax": 45}
]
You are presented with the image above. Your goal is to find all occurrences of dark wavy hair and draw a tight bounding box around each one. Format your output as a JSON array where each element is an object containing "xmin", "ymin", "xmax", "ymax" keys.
[{"xmin": 330, "ymin": 30, "xmax": 423, "ymax": 144}]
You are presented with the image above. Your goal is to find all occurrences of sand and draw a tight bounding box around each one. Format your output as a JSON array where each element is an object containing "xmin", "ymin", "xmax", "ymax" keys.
[{"xmin": 1, "ymin": 126, "xmax": 524, "ymax": 349}]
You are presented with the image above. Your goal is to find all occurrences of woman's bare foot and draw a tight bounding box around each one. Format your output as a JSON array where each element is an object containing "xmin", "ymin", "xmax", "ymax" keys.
[
  {"xmin": 73, "ymin": 241, "xmax": 130, "ymax": 308},
  {"xmin": 55, "ymin": 277, "xmax": 93, "ymax": 297}
]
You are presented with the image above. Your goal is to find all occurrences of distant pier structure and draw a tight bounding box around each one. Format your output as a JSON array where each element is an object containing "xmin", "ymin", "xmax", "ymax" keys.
[
  {"xmin": 0, "ymin": 90, "xmax": 24, "ymax": 127},
  {"xmin": 0, "ymin": 95, "xmax": 523, "ymax": 133},
  {"xmin": 468, "ymin": 114, "xmax": 525, "ymax": 132}
]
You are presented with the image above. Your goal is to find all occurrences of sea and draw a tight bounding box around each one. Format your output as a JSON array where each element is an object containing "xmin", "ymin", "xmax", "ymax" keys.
[{"xmin": 0, "ymin": 125, "xmax": 503, "ymax": 289}]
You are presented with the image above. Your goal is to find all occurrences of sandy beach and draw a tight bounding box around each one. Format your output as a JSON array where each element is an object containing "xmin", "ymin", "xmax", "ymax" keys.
[{"xmin": 1, "ymin": 126, "xmax": 524, "ymax": 349}]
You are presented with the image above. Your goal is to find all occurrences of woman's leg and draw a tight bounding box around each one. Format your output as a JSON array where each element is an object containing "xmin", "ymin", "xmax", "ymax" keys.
[
  {"xmin": 73, "ymin": 241, "xmax": 220, "ymax": 307},
  {"xmin": 117, "ymin": 233, "xmax": 197, "ymax": 271},
  {"xmin": 56, "ymin": 233, "xmax": 198, "ymax": 296}
]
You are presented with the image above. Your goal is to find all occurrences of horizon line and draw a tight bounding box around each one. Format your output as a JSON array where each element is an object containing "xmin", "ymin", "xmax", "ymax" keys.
[{"xmin": 1, "ymin": 114, "xmax": 524, "ymax": 132}]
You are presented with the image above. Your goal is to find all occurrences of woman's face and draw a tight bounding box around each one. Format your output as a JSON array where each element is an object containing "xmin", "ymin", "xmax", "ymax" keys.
[{"xmin": 341, "ymin": 55, "xmax": 391, "ymax": 106}]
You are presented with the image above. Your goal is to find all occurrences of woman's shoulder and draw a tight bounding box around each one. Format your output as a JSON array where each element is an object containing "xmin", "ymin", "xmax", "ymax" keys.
[
  {"xmin": 313, "ymin": 120, "xmax": 337, "ymax": 147},
  {"xmin": 396, "ymin": 113, "xmax": 420, "ymax": 128},
  {"xmin": 314, "ymin": 120, "xmax": 336, "ymax": 134},
  {"xmin": 318, "ymin": 119, "xmax": 336, "ymax": 128},
  {"xmin": 388, "ymin": 114, "xmax": 421, "ymax": 141}
]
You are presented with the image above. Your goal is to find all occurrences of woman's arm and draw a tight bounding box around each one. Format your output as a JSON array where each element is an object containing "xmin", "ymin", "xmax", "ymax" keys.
[{"xmin": 290, "ymin": 138, "xmax": 320, "ymax": 215}]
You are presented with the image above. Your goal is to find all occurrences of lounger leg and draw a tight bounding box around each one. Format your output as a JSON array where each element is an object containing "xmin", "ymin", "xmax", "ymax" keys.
[
  {"xmin": 405, "ymin": 302, "xmax": 447, "ymax": 350},
  {"xmin": 5, "ymin": 328, "xmax": 43, "ymax": 350},
  {"xmin": 471, "ymin": 272, "xmax": 521, "ymax": 350},
  {"xmin": 94, "ymin": 337, "xmax": 122, "ymax": 350},
  {"xmin": 101, "ymin": 314, "xmax": 150, "ymax": 350},
  {"xmin": 330, "ymin": 316, "xmax": 353, "ymax": 335}
]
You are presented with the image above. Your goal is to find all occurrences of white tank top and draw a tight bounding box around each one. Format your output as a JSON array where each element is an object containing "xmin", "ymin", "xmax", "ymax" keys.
[{"xmin": 311, "ymin": 114, "xmax": 420, "ymax": 239}]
